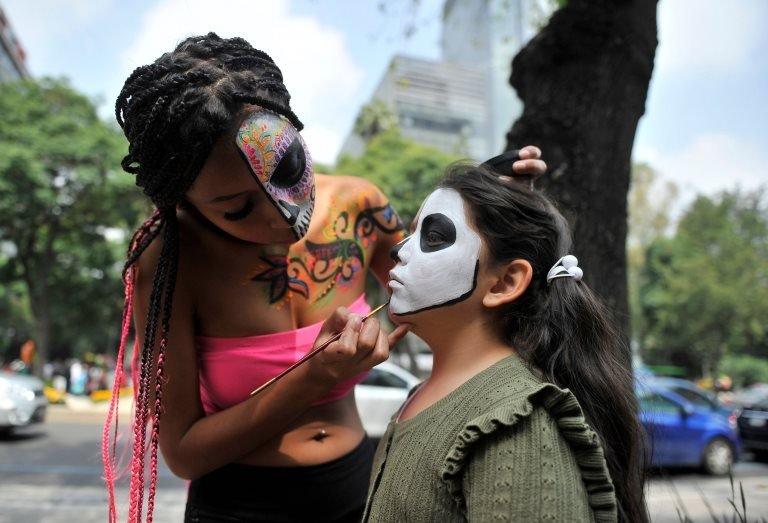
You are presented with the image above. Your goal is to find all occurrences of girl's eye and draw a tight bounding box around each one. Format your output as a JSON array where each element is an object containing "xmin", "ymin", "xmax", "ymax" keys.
[
  {"xmin": 224, "ymin": 199, "xmax": 255, "ymax": 221},
  {"xmin": 425, "ymin": 230, "xmax": 445, "ymax": 245}
]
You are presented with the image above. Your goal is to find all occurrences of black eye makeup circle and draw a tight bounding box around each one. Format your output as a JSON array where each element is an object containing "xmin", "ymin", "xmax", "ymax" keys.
[
  {"xmin": 419, "ymin": 213, "xmax": 456, "ymax": 252},
  {"xmin": 270, "ymin": 138, "xmax": 306, "ymax": 189}
]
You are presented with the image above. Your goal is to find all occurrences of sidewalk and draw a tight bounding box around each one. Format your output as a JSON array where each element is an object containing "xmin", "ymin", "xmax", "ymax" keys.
[{"xmin": 46, "ymin": 395, "xmax": 133, "ymax": 425}]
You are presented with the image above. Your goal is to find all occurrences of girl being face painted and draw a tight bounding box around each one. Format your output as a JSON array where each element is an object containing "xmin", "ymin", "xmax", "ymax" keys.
[
  {"xmin": 185, "ymin": 108, "xmax": 315, "ymax": 245},
  {"xmin": 388, "ymin": 188, "xmax": 482, "ymax": 315}
]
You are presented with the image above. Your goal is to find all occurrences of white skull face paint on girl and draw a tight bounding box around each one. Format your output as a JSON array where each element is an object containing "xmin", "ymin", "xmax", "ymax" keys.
[
  {"xmin": 388, "ymin": 188, "xmax": 482, "ymax": 315},
  {"xmin": 235, "ymin": 109, "xmax": 315, "ymax": 239}
]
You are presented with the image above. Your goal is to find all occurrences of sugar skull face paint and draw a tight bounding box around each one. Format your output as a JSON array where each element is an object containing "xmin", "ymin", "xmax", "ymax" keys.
[
  {"xmin": 388, "ymin": 188, "xmax": 481, "ymax": 315},
  {"xmin": 235, "ymin": 109, "xmax": 315, "ymax": 239}
]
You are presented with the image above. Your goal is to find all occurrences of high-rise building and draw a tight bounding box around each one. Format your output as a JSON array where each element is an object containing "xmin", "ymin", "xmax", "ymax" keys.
[
  {"xmin": 339, "ymin": 0, "xmax": 548, "ymax": 163},
  {"xmin": 0, "ymin": 5, "xmax": 29, "ymax": 81},
  {"xmin": 443, "ymin": 0, "xmax": 544, "ymax": 157},
  {"xmin": 339, "ymin": 55, "xmax": 488, "ymax": 160}
]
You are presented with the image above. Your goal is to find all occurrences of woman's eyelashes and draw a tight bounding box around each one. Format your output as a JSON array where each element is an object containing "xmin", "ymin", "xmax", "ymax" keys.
[{"xmin": 224, "ymin": 198, "xmax": 255, "ymax": 221}]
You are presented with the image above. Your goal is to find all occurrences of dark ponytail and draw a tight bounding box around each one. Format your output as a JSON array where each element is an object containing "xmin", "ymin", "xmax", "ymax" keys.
[
  {"xmin": 101, "ymin": 33, "xmax": 302, "ymax": 523},
  {"xmin": 440, "ymin": 164, "xmax": 647, "ymax": 523}
]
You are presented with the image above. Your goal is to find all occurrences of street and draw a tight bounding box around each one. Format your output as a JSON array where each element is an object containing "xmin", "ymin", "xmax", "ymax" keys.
[
  {"xmin": 0, "ymin": 409, "xmax": 186, "ymax": 523},
  {"xmin": 1, "ymin": 409, "xmax": 767, "ymax": 522}
]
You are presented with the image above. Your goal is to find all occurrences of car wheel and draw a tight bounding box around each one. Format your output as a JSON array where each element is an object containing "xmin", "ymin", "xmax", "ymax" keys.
[{"xmin": 702, "ymin": 437, "xmax": 734, "ymax": 475}]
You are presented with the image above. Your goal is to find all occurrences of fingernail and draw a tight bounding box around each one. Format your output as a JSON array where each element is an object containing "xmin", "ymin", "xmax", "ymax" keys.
[{"xmin": 351, "ymin": 315, "xmax": 362, "ymax": 331}]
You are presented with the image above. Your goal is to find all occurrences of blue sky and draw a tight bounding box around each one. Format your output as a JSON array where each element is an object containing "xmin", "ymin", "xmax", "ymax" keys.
[{"xmin": 3, "ymin": 0, "xmax": 766, "ymax": 206}]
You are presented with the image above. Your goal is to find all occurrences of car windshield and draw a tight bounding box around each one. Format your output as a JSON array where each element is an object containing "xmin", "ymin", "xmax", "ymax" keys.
[
  {"xmin": 638, "ymin": 392, "xmax": 680, "ymax": 414},
  {"xmin": 671, "ymin": 387, "xmax": 718, "ymax": 409}
]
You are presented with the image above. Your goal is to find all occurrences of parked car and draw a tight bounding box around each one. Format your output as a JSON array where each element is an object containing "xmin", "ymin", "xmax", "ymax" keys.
[
  {"xmin": 0, "ymin": 371, "xmax": 48, "ymax": 433},
  {"xmin": 736, "ymin": 391, "xmax": 768, "ymax": 460},
  {"xmin": 648, "ymin": 377, "xmax": 734, "ymax": 417},
  {"xmin": 729, "ymin": 383, "xmax": 768, "ymax": 409},
  {"xmin": 637, "ymin": 378, "xmax": 740, "ymax": 475},
  {"xmin": 355, "ymin": 362, "xmax": 420, "ymax": 438}
]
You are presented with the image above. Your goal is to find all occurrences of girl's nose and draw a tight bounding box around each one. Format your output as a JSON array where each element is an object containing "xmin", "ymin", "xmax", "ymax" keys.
[{"xmin": 389, "ymin": 238, "xmax": 408, "ymax": 263}]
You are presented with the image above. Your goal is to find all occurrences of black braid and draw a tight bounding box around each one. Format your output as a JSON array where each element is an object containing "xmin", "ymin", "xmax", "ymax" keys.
[
  {"xmin": 131, "ymin": 208, "xmax": 173, "ymax": 523},
  {"xmin": 231, "ymin": 92, "xmax": 303, "ymax": 131}
]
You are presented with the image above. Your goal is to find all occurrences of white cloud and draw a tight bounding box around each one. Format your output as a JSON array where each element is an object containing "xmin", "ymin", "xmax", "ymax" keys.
[
  {"xmin": 119, "ymin": 0, "xmax": 363, "ymax": 164},
  {"xmin": 634, "ymin": 134, "xmax": 767, "ymax": 202},
  {"xmin": 302, "ymin": 124, "xmax": 345, "ymax": 167},
  {"xmin": 655, "ymin": 0, "xmax": 767, "ymax": 75}
]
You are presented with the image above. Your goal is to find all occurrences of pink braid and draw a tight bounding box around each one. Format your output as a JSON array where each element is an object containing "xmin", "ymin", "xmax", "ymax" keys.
[
  {"xmin": 128, "ymin": 335, "xmax": 151, "ymax": 523},
  {"xmin": 102, "ymin": 210, "xmax": 164, "ymax": 523},
  {"xmin": 129, "ymin": 209, "xmax": 174, "ymax": 523},
  {"xmin": 102, "ymin": 266, "xmax": 136, "ymax": 523}
]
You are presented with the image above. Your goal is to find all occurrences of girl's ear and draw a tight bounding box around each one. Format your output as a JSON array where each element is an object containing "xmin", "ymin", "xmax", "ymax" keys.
[{"xmin": 482, "ymin": 259, "xmax": 533, "ymax": 309}]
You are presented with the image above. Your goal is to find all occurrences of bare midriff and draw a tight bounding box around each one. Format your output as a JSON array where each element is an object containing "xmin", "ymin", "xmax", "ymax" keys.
[{"xmin": 236, "ymin": 394, "xmax": 366, "ymax": 467}]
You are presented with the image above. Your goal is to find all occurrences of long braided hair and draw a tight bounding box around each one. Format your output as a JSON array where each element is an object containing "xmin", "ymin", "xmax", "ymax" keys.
[{"xmin": 101, "ymin": 33, "xmax": 303, "ymax": 523}]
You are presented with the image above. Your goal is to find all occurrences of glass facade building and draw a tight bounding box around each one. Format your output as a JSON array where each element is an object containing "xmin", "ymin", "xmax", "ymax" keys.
[
  {"xmin": 0, "ymin": 5, "xmax": 29, "ymax": 82},
  {"xmin": 340, "ymin": 0, "xmax": 548, "ymax": 162}
]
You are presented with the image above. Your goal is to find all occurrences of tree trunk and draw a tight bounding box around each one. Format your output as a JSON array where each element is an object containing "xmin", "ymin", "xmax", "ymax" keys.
[
  {"xmin": 30, "ymin": 298, "xmax": 51, "ymax": 377},
  {"xmin": 20, "ymin": 253, "xmax": 52, "ymax": 377},
  {"xmin": 505, "ymin": 0, "xmax": 658, "ymax": 362}
]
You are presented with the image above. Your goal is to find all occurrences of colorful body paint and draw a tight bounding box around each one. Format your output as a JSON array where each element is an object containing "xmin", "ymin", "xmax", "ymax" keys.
[{"xmin": 250, "ymin": 184, "xmax": 405, "ymax": 306}]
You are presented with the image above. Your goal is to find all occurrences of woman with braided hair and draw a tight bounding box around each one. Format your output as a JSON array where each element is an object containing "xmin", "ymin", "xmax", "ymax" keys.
[{"xmin": 102, "ymin": 32, "xmax": 546, "ymax": 522}]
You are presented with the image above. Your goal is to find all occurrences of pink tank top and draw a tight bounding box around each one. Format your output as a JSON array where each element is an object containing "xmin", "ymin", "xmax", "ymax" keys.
[{"xmin": 196, "ymin": 294, "xmax": 372, "ymax": 415}]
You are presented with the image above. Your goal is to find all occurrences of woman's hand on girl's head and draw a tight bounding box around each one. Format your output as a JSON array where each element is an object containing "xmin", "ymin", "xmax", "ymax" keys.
[
  {"xmin": 502, "ymin": 145, "xmax": 547, "ymax": 188},
  {"xmin": 309, "ymin": 307, "xmax": 409, "ymax": 385}
]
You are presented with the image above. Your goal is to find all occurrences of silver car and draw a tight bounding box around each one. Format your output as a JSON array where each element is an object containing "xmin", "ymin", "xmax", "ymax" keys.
[
  {"xmin": 355, "ymin": 362, "xmax": 421, "ymax": 438},
  {"xmin": 0, "ymin": 371, "xmax": 48, "ymax": 432}
]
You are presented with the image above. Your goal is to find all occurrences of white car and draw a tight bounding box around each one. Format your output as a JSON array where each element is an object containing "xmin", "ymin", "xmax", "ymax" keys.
[
  {"xmin": 355, "ymin": 362, "xmax": 421, "ymax": 438},
  {"xmin": 0, "ymin": 371, "xmax": 48, "ymax": 433}
]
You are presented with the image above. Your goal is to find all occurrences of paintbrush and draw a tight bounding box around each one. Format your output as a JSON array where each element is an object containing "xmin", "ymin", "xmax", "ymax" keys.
[{"xmin": 249, "ymin": 301, "xmax": 390, "ymax": 397}]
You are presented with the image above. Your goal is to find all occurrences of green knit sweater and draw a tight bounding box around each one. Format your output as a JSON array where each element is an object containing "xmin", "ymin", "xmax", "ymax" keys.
[{"xmin": 363, "ymin": 355, "xmax": 618, "ymax": 522}]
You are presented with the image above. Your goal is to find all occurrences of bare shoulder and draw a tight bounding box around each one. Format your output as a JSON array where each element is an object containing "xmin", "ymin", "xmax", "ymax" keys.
[
  {"xmin": 135, "ymin": 231, "xmax": 163, "ymax": 293},
  {"xmin": 133, "ymin": 218, "xmax": 197, "ymax": 303},
  {"xmin": 316, "ymin": 173, "xmax": 388, "ymax": 205}
]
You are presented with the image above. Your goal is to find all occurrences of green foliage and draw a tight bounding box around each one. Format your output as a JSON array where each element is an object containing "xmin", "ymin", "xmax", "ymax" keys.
[
  {"xmin": 638, "ymin": 189, "xmax": 768, "ymax": 377},
  {"xmin": 627, "ymin": 163, "xmax": 678, "ymax": 343},
  {"xmin": 352, "ymin": 100, "xmax": 398, "ymax": 141},
  {"xmin": 0, "ymin": 77, "xmax": 143, "ymax": 363},
  {"xmin": 719, "ymin": 355, "xmax": 768, "ymax": 388},
  {"xmin": 337, "ymin": 128, "xmax": 459, "ymax": 224},
  {"xmin": 0, "ymin": 279, "xmax": 32, "ymax": 362}
]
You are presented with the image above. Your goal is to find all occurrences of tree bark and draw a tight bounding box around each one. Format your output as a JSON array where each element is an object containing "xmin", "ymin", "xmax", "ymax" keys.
[
  {"xmin": 29, "ymin": 296, "xmax": 51, "ymax": 377},
  {"xmin": 506, "ymin": 0, "xmax": 658, "ymax": 359},
  {"xmin": 18, "ymin": 235, "xmax": 52, "ymax": 376}
]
